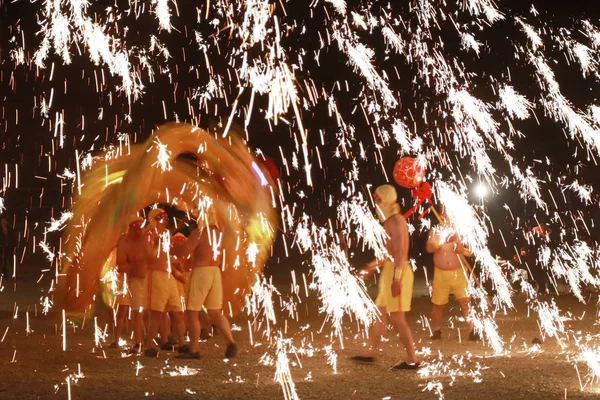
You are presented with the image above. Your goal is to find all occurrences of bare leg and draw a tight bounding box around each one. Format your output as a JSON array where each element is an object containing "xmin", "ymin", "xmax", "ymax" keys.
[
  {"xmin": 132, "ymin": 310, "xmax": 144, "ymax": 346},
  {"xmin": 187, "ymin": 310, "xmax": 201, "ymax": 354},
  {"xmin": 158, "ymin": 313, "xmax": 170, "ymax": 344},
  {"xmin": 458, "ymin": 298, "xmax": 474, "ymax": 329},
  {"xmin": 200, "ymin": 309, "xmax": 211, "ymax": 332},
  {"xmin": 431, "ymin": 304, "xmax": 445, "ymax": 332},
  {"xmin": 207, "ymin": 309, "xmax": 234, "ymax": 344},
  {"xmin": 170, "ymin": 311, "xmax": 186, "ymax": 344},
  {"xmin": 360, "ymin": 307, "xmax": 388, "ymax": 358},
  {"xmin": 145, "ymin": 310, "xmax": 164, "ymax": 348},
  {"xmin": 114, "ymin": 305, "xmax": 130, "ymax": 343},
  {"xmin": 388, "ymin": 311, "xmax": 419, "ymax": 365}
]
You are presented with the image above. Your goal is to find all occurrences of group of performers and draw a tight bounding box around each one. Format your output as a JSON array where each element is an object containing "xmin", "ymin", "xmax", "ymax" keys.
[
  {"xmin": 353, "ymin": 184, "xmax": 478, "ymax": 370},
  {"xmin": 109, "ymin": 206, "xmax": 236, "ymax": 360}
]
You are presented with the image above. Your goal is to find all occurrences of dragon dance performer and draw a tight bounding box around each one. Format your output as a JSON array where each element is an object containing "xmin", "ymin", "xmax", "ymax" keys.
[
  {"xmin": 115, "ymin": 215, "xmax": 150, "ymax": 354},
  {"xmin": 175, "ymin": 208, "xmax": 237, "ymax": 359},
  {"xmin": 108, "ymin": 223, "xmax": 133, "ymax": 348},
  {"xmin": 144, "ymin": 208, "xmax": 186, "ymax": 356},
  {"xmin": 426, "ymin": 207, "xmax": 478, "ymax": 341},
  {"xmin": 171, "ymin": 232, "xmax": 213, "ymax": 341},
  {"xmin": 353, "ymin": 184, "xmax": 420, "ymax": 370}
]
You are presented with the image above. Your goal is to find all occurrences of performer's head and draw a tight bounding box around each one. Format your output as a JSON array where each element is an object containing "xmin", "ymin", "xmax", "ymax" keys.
[
  {"xmin": 128, "ymin": 215, "xmax": 145, "ymax": 237},
  {"xmin": 148, "ymin": 208, "xmax": 168, "ymax": 230},
  {"xmin": 172, "ymin": 232, "xmax": 187, "ymax": 248},
  {"xmin": 373, "ymin": 184, "xmax": 400, "ymax": 223}
]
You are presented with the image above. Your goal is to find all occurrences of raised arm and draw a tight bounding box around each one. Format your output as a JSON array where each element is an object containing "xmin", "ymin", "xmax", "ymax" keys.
[{"xmin": 426, "ymin": 228, "xmax": 442, "ymax": 253}]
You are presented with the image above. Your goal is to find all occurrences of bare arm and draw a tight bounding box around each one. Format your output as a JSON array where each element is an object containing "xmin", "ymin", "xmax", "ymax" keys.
[
  {"xmin": 389, "ymin": 216, "xmax": 409, "ymax": 271},
  {"xmin": 426, "ymin": 229, "xmax": 441, "ymax": 253}
]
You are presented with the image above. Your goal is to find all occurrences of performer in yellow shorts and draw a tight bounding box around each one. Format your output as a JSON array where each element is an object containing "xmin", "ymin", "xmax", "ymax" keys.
[
  {"xmin": 144, "ymin": 208, "xmax": 186, "ymax": 356},
  {"xmin": 426, "ymin": 207, "xmax": 478, "ymax": 341},
  {"xmin": 174, "ymin": 208, "xmax": 237, "ymax": 360},
  {"xmin": 352, "ymin": 184, "xmax": 420, "ymax": 370},
  {"xmin": 171, "ymin": 232, "xmax": 212, "ymax": 341},
  {"xmin": 115, "ymin": 215, "xmax": 150, "ymax": 353}
]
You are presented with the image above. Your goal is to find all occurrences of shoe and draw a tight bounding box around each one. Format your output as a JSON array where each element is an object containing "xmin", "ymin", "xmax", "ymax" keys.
[
  {"xmin": 200, "ymin": 328, "xmax": 210, "ymax": 341},
  {"xmin": 177, "ymin": 344, "xmax": 190, "ymax": 354},
  {"xmin": 391, "ymin": 362, "xmax": 421, "ymax": 370},
  {"xmin": 176, "ymin": 351, "xmax": 200, "ymax": 359},
  {"xmin": 468, "ymin": 329, "xmax": 480, "ymax": 341},
  {"xmin": 127, "ymin": 344, "xmax": 142, "ymax": 355},
  {"xmin": 350, "ymin": 355, "xmax": 376, "ymax": 364},
  {"xmin": 225, "ymin": 343, "xmax": 238, "ymax": 359},
  {"xmin": 108, "ymin": 342, "xmax": 120, "ymax": 349},
  {"xmin": 144, "ymin": 347, "xmax": 159, "ymax": 357},
  {"xmin": 431, "ymin": 330, "xmax": 442, "ymax": 340},
  {"xmin": 161, "ymin": 342, "xmax": 174, "ymax": 351}
]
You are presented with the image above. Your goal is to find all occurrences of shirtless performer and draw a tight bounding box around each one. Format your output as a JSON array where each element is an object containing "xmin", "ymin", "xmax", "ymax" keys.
[
  {"xmin": 144, "ymin": 208, "xmax": 186, "ymax": 356},
  {"xmin": 115, "ymin": 216, "xmax": 150, "ymax": 354},
  {"xmin": 426, "ymin": 207, "xmax": 478, "ymax": 341},
  {"xmin": 352, "ymin": 184, "xmax": 420, "ymax": 370},
  {"xmin": 171, "ymin": 232, "xmax": 212, "ymax": 341},
  {"xmin": 174, "ymin": 208, "xmax": 237, "ymax": 359},
  {"xmin": 109, "ymin": 229, "xmax": 132, "ymax": 348}
]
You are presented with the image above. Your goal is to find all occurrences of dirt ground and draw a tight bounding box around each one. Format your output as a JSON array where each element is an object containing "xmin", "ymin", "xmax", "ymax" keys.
[{"xmin": 1, "ymin": 271, "xmax": 600, "ymax": 400}]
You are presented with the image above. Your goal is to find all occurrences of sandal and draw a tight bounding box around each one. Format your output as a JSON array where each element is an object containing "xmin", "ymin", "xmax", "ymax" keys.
[
  {"xmin": 225, "ymin": 343, "xmax": 238, "ymax": 359},
  {"xmin": 144, "ymin": 347, "xmax": 159, "ymax": 358},
  {"xmin": 177, "ymin": 344, "xmax": 190, "ymax": 354},
  {"xmin": 161, "ymin": 342, "xmax": 175, "ymax": 351},
  {"xmin": 391, "ymin": 362, "xmax": 421, "ymax": 370}
]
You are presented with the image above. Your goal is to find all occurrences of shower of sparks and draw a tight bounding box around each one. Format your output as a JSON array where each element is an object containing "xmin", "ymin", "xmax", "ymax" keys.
[
  {"xmin": 167, "ymin": 366, "xmax": 200, "ymax": 377},
  {"xmin": 274, "ymin": 335, "xmax": 300, "ymax": 400},
  {"xmin": 3, "ymin": 0, "xmax": 600, "ymax": 397}
]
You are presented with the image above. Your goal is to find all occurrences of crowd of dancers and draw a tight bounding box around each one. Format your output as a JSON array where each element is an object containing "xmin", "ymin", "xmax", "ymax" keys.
[{"xmin": 109, "ymin": 206, "xmax": 236, "ymax": 360}]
